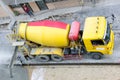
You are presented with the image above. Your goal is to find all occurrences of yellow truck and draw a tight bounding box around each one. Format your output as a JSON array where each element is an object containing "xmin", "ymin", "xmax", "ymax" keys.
[
  {"xmin": 82, "ymin": 17, "xmax": 114, "ymax": 59},
  {"xmin": 12, "ymin": 16, "xmax": 114, "ymax": 62}
]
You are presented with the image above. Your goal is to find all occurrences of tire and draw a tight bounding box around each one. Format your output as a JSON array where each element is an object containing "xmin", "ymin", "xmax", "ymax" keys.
[
  {"xmin": 91, "ymin": 53, "xmax": 103, "ymax": 60},
  {"xmin": 36, "ymin": 55, "xmax": 50, "ymax": 62},
  {"xmin": 51, "ymin": 54, "xmax": 63, "ymax": 62}
]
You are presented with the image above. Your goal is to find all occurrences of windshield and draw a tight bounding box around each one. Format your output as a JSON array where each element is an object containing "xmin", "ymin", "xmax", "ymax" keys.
[{"xmin": 104, "ymin": 23, "xmax": 111, "ymax": 44}]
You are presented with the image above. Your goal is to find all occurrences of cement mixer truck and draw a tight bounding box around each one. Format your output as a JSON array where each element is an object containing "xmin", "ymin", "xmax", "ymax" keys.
[{"xmin": 10, "ymin": 16, "xmax": 114, "ymax": 62}]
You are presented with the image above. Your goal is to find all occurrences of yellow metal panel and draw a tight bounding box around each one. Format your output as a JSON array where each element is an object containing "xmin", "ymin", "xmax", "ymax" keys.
[
  {"xmin": 84, "ymin": 30, "xmax": 114, "ymax": 55},
  {"xmin": 83, "ymin": 39, "xmax": 93, "ymax": 51},
  {"xmin": 83, "ymin": 17, "xmax": 106, "ymax": 40},
  {"xmin": 32, "ymin": 47, "xmax": 63, "ymax": 57}
]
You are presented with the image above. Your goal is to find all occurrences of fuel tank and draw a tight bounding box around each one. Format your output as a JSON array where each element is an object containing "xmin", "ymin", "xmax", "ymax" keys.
[{"xmin": 18, "ymin": 20, "xmax": 70, "ymax": 47}]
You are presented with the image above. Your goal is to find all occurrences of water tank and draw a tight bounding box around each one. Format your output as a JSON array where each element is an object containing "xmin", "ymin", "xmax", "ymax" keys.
[{"xmin": 69, "ymin": 21, "xmax": 80, "ymax": 40}]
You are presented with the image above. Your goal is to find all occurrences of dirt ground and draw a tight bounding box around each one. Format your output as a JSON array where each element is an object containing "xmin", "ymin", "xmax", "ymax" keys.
[{"xmin": 26, "ymin": 65, "xmax": 120, "ymax": 80}]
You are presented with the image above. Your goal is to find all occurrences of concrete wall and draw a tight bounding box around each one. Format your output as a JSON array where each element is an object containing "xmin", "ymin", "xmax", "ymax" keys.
[
  {"xmin": 13, "ymin": 7, "xmax": 25, "ymax": 14},
  {"xmin": 29, "ymin": 2, "xmax": 40, "ymax": 12},
  {"xmin": 47, "ymin": 0, "xmax": 83, "ymax": 9},
  {"xmin": 0, "ymin": 0, "xmax": 97, "ymax": 17}
]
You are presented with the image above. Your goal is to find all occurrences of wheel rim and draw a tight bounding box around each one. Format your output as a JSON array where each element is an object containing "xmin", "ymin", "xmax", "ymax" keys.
[
  {"xmin": 93, "ymin": 54, "xmax": 100, "ymax": 59},
  {"xmin": 36, "ymin": 55, "xmax": 50, "ymax": 62},
  {"xmin": 51, "ymin": 54, "xmax": 63, "ymax": 62},
  {"xmin": 91, "ymin": 53, "xmax": 103, "ymax": 60}
]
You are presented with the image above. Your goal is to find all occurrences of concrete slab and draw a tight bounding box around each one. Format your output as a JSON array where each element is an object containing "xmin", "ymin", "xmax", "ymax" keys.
[
  {"xmin": 28, "ymin": 65, "xmax": 120, "ymax": 80},
  {"xmin": 0, "ymin": 30, "xmax": 14, "ymax": 64},
  {"xmin": 0, "ymin": 65, "xmax": 28, "ymax": 80}
]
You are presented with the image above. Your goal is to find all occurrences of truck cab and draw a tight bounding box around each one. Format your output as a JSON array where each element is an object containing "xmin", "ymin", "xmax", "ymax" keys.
[{"xmin": 82, "ymin": 16, "xmax": 114, "ymax": 59}]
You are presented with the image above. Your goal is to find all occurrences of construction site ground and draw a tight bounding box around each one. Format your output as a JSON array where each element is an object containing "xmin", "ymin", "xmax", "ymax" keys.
[{"xmin": 1, "ymin": 0, "xmax": 120, "ymax": 80}]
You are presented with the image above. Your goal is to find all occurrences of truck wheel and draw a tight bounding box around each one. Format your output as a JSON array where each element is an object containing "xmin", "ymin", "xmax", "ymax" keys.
[
  {"xmin": 51, "ymin": 54, "xmax": 63, "ymax": 62},
  {"xmin": 36, "ymin": 55, "xmax": 50, "ymax": 62},
  {"xmin": 91, "ymin": 53, "xmax": 103, "ymax": 60}
]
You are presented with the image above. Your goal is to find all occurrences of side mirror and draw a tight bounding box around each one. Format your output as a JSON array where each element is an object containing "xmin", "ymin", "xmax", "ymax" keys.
[{"xmin": 109, "ymin": 23, "xmax": 112, "ymax": 29}]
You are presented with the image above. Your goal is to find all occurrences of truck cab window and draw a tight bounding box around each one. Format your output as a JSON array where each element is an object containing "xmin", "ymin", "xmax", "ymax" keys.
[
  {"xmin": 104, "ymin": 23, "xmax": 111, "ymax": 44},
  {"xmin": 91, "ymin": 40, "xmax": 104, "ymax": 45}
]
